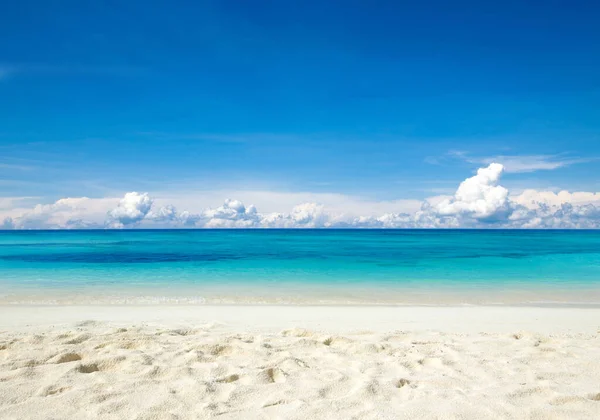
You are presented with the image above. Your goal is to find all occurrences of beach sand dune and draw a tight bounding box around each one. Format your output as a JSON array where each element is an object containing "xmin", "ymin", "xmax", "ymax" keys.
[{"xmin": 1, "ymin": 306, "xmax": 600, "ymax": 419}]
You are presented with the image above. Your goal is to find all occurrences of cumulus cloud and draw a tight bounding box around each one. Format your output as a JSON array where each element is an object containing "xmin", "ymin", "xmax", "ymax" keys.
[
  {"xmin": 200, "ymin": 199, "xmax": 261, "ymax": 228},
  {"xmin": 512, "ymin": 190, "xmax": 600, "ymax": 209},
  {"xmin": 153, "ymin": 191, "xmax": 423, "ymax": 218},
  {"xmin": 509, "ymin": 200, "xmax": 600, "ymax": 228},
  {"xmin": 147, "ymin": 205, "xmax": 179, "ymax": 222},
  {"xmin": 108, "ymin": 192, "xmax": 153, "ymax": 228},
  {"xmin": 5, "ymin": 197, "xmax": 115, "ymax": 229},
  {"xmin": 435, "ymin": 163, "xmax": 511, "ymax": 223},
  {"xmin": 287, "ymin": 203, "xmax": 330, "ymax": 227},
  {"xmin": 177, "ymin": 210, "xmax": 203, "ymax": 227},
  {"xmin": 258, "ymin": 203, "xmax": 344, "ymax": 228},
  {"xmin": 423, "ymin": 163, "xmax": 600, "ymax": 228},
  {"xmin": 350, "ymin": 213, "xmax": 414, "ymax": 228},
  {"xmin": 2, "ymin": 164, "xmax": 599, "ymax": 229}
]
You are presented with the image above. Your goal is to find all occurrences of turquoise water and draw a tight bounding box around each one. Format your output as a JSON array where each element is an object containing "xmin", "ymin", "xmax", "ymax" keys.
[{"xmin": 1, "ymin": 230, "xmax": 599, "ymax": 305}]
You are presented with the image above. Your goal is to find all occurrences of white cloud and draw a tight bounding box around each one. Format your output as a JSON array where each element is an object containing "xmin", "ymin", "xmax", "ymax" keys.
[
  {"xmin": 507, "ymin": 202, "xmax": 600, "ymax": 229},
  {"xmin": 5, "ymin": 197, "xmax": 116, "ymax": 229},
  {"xmin": 153, "ymin": 191, "xmax": 422, "ymax": 217},
  {"xmin": 2, "ymin": 165, "xmax": 599, "ymax": 229},
  {"xmin": 479, "ymin": 155, "xmax": 594, "ymax": 173},
  {"xmin": 512, "ymin": 190, "xmax": 600, "ymax": 209},
  {"xmin": 259, "ymin": 203, "xmax": 344, "ymax": 228},
  {"xmin": 435, "ymin": 163, "xmax": 511, "ymax": 222},
  {"xmin": 108, "ymin": 192, "xmax": 153, "ymax": 228},
  {"xmin": 350, "ymin": 212, "xmax": 415, "ymax": 228},
  {"xmin": 200, "ymin": 199, "xmax": 261, "ymax": 228},
  {"xmin": 444, "ymin": 151, "xmax": 595, "ymax": 174},
  {"xmin": 147, "ymin": 205, "xmax": 179, "ymax": 222},
  {"xmin": 287, "ymin": 203, "xmax": 330, "ymax": 227}
]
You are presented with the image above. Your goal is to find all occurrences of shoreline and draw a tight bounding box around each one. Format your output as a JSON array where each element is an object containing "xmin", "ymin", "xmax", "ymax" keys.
[
  {"xmin": 3, "ymin": 287, "xmax": 600, "ymax": 307},
  {"xmin": 2, "ymin": 304, "xmax": 600, "ymax": 334},
  {"xmin": 4, "ymin": 301, "xmax": 600, "ymax": 306}
]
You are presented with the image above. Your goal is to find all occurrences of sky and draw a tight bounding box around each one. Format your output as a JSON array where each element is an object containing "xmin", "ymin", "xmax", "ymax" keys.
[{"xmin": 1, "ymin": 1, "xmax": 599, "ymax": 228}]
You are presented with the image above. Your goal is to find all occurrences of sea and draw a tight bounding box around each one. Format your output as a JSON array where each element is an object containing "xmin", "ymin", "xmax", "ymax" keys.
[{"xmin": 1, "ymin": 229, "xmax": 599, "ymax": 305}]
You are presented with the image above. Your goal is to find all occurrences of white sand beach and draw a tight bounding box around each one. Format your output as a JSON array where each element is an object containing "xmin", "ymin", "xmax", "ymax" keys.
[{"xmin": 1, "ymin": 305, "xmax": 600, "ymax": 419}]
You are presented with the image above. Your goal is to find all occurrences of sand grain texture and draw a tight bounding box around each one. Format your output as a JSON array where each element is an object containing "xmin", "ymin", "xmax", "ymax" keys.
[{"xmin": 1, "ymin": 319, "xmax": 600, "ymax": 419}]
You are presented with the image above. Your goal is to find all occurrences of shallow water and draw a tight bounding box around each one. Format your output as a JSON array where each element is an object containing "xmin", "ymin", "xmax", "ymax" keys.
[{"xmin": 1, "ymin": 229, "xmax": 599, "ymax": 305}]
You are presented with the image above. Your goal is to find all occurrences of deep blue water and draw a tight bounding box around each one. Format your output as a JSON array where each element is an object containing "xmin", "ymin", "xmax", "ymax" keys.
[{"xmin": 1, "ymin": 230, "xmax": 599, "ymax": 304}]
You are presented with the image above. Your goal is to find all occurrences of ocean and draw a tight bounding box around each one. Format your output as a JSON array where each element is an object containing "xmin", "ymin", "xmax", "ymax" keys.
[{"xmin": 1, "ymin": 229, "xmax": 599, "ymax": 305}]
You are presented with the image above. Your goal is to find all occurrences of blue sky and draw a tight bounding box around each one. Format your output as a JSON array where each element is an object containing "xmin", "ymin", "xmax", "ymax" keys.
[{"xmin": 1, "ymin": 1, "xmax": 599, "ymax": 223}]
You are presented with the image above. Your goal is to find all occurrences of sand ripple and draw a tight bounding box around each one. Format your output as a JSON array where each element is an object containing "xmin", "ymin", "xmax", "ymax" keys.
[{"xmin": 1, "ymin": 323, "xmax": 599, "ymax": 419}]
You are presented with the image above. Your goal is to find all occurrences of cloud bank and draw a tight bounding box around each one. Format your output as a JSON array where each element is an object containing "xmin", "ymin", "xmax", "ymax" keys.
[{"xmin": 2, "ymin": 164, "xmax": 600, "ymax": 229}]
